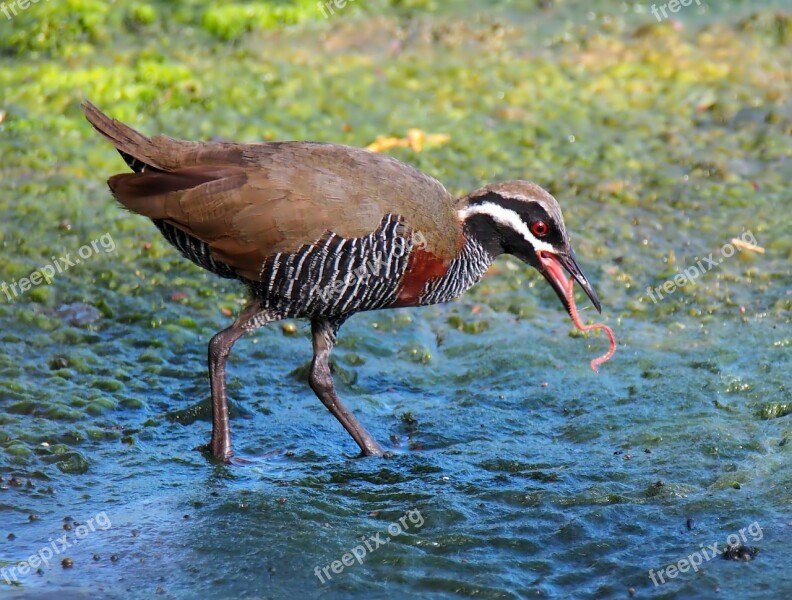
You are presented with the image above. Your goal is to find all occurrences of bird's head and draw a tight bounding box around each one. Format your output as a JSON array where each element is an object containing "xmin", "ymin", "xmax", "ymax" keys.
[{"xmin": 458, "ymin": 180, "xmax": 601, "ymax": 314}]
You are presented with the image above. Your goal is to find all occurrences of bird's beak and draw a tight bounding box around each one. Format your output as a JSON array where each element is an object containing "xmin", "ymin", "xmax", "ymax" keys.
[{"xmin": 537, "ymin": 249, "xmax": 602, "ymax": 315}]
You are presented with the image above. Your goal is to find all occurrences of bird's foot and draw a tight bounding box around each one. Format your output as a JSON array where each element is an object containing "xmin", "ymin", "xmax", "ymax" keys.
[
  {"xmin": 193, "ymin": 441, "xmax": 233, "ymax": 464},
  {"xmin": 373, "ymin": 435, "xmax": 432, "ymax": 455},
  {"xmin": 194, "ymin": 443, "xmax": 297, "ymax": 465},
  {"xmin": 367, "ymin": 449, "xmax": 393, "ymax": 459},
  {"xmin": 230, "ymin": 447, "xmax": 288, "ymax": 465},
  {"xmin": 359, "ymin": 440, "xmax": 389, "ymax": 458}
]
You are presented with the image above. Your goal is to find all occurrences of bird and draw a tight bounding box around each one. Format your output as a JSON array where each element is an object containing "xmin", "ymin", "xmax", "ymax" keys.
[{"xmin": 82, "ymin": 101, "xmax": 603, "ymax": 463}]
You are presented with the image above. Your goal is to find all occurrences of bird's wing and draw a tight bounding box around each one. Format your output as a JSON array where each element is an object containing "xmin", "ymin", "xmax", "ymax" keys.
[{"xmin": 84, "ymin": 102, "xmax": 462, "ymax": 282}]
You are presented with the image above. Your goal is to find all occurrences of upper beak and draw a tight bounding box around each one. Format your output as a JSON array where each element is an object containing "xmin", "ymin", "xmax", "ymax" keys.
[{"xmin": 537, "ymin": 249, "xmax": 602, "ymax": 315}]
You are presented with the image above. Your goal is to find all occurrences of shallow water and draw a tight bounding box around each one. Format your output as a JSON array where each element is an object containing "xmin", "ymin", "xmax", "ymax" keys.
[{"xmin": 1, "ymin": 1, "xmax": 791, "ymax": 598}]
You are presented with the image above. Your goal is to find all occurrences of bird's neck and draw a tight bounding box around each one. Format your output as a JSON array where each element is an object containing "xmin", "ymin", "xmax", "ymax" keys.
[
  {"xmin": 416, "ymin": 228, "xmax": 494, "ymax": 306},
  {"xmin": 458, "ymin": 209, "xmax": 506, "ymax": 259}
]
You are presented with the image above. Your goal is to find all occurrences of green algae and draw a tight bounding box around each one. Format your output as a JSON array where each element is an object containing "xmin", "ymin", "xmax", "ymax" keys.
[
  {"xmin": 0, "ymin": 0, "xmax": 791, "ymax": 598},
  {"xmin": 759, "ymin": 403, "xmax": 792, "ymax": 420}
]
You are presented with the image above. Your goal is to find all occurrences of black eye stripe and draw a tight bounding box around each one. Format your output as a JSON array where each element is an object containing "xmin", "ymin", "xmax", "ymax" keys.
[{"xmin": 467, "ymin": 191, "xmax": 567, "ymax": 249}]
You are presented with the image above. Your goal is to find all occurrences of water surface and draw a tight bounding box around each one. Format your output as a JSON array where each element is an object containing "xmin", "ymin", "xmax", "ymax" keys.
[{"xmin": 1, "ymin": 1, "xmax": 790, "ymax": 598}]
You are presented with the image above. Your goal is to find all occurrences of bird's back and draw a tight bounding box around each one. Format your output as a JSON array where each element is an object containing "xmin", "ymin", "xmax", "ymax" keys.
[{"xmin": 84, "ymin": 103, "xmax": 468, "ymax": 316}]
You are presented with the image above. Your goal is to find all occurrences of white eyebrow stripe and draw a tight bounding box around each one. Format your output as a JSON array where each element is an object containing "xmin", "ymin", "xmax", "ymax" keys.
[{"xmin": 458, "ymin": 202, "xmax": 555, "ymax": 254}]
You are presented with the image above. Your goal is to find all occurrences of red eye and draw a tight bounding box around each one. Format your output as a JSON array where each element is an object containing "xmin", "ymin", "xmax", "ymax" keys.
[{"xmin": 531, "ymin": 221, "xmax": 549, "ymax": 237}]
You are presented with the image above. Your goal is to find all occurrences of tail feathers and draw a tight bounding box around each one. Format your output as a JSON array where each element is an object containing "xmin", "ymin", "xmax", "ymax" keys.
[{"xmin": 83, "ymin": 100, "xmax": 173, "ymax": 172}]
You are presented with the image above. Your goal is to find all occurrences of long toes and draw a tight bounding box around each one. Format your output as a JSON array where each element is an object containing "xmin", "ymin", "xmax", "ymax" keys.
[
  {"xmin": 194, "ymin": 443, "xmax": 233, "ymax": 463},
  {"xmin": 227, "ymin": 448, "xmax": 292, "ymax": 466},
  {"xmin": 361, "ymin": 447, "xmax": 388, "ymax": 458}
]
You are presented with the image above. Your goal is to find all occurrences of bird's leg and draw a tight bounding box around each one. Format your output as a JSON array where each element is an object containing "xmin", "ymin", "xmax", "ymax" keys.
[
  {"xmin": 198, "ymin": 300, "xmax": 269, "ymax": 462},
  {"xmin": 310, "ymin": 318, "xmax": 385, "ymax": 457}
]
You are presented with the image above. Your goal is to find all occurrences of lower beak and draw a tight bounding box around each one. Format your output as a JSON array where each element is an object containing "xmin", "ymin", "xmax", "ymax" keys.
[{"xmin": 537, "ymin": 250, "xmax": 602, "ymax": 315}]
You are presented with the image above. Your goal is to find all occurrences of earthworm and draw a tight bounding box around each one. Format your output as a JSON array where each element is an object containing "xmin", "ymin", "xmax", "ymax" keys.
[{"xmin": 565, "ymin": 276, "xmax": 616, "ymax": 373}]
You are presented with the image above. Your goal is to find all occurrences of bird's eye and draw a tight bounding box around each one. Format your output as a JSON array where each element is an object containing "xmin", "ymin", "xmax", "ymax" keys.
[{"xmin": 531, "ymin": 221, "xmax": 549, "ymax": 237}]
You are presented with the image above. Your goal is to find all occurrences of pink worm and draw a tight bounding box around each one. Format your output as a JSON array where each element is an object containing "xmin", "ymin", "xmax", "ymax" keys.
[{"xmin": 564, "ymin": 276, "xmax": 616, "ymax": 373}]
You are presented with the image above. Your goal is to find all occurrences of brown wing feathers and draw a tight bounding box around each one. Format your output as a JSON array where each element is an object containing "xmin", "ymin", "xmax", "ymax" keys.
[
  {"xmin": 83, "ymin": 101, "xmax": 464, "ymax": 283},
  {"xmin": 107, "ymin": 167, "xmax": 243, "ymax": 219},
  {"xmin": 109, "ymin": 166, "xmax": 266, "ymax": 280},
  {"xmin": 83, "ymin": 100, "xmax": 261, "ymax": 275}
]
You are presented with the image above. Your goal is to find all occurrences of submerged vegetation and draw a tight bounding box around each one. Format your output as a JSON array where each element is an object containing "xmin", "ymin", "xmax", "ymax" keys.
[{"xmin": 0, "ymin": 0, "xmax": 790, "ymax": 597}]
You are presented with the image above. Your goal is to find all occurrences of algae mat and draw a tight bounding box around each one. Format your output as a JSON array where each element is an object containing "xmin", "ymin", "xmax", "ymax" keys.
[{"xmin": 1, "ymin": 1, "xmax": 791, "ymax": 598}]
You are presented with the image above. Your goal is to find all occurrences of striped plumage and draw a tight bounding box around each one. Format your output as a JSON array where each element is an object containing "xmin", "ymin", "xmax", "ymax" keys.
[
  {"xmin": 154, "ymin": 220, "xmax": 239, "ymax": 280},
  {"xmin": 84, "ymin": 102, "xmax": 602, "ymax": 462},
  {"xmin": 159, "ymin": 205, "xmax": 490, "ymax": 321},
  {"xmin": 252, "ymin": 215, "xmax": 407, "ymax": 319}
]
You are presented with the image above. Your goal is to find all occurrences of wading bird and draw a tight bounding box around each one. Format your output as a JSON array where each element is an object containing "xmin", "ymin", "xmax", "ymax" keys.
[{"xmin": 83, "ymin": 102, "xmax": 610, "ymax": 462}]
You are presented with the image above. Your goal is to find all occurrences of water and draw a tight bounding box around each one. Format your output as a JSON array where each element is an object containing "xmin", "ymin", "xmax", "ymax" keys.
[{"xmin": 1, "ymin": 1, "xmax": 790, "ymax": 598}]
